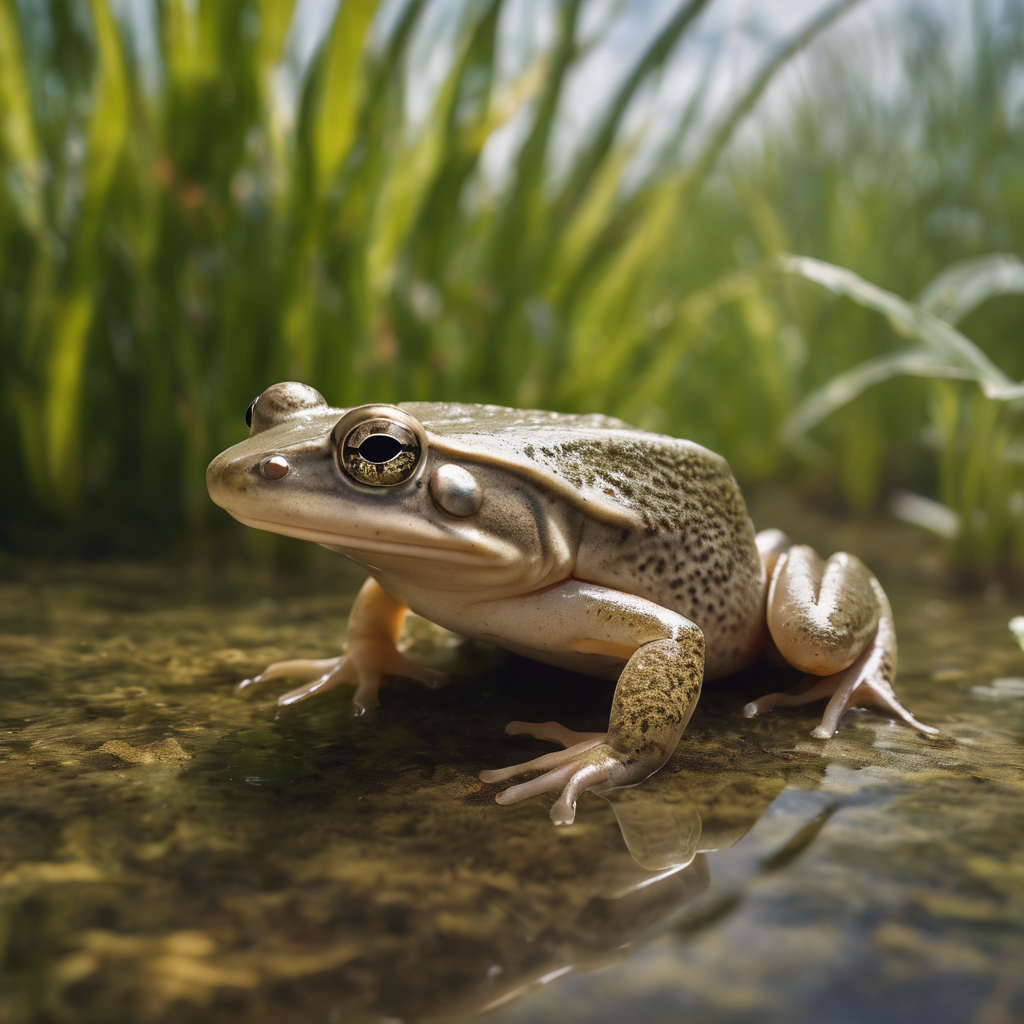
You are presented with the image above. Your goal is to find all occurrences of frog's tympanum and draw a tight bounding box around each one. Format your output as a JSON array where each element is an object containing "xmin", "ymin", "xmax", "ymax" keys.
[{"xmin": 207, "ymin": 383, "xmax": 937, "ymax": 824}]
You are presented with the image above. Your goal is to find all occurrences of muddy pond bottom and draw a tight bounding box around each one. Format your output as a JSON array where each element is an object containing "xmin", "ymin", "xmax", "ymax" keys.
[{"xmin": 1, "ymin": 515, "xmax": 1023, "ymax": 1024}]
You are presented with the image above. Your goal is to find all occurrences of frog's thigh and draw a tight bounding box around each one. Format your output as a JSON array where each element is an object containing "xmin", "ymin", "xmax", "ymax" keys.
[
  {"xmin": 478, "ymin": 583, "xmax": 704, "ymax": 825},
  {"xmin": 752, "ymin": 546, "xmax": 936, "ymax": 738},
  {"xmin": 766, "ymin": 545, "xmax": 880, "ymax": 675}
]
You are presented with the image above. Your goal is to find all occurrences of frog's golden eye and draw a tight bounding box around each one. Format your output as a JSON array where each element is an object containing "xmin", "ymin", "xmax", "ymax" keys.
[{"xmin": 340, "ymin": 418, "xmax": 422, "ymax": 486}]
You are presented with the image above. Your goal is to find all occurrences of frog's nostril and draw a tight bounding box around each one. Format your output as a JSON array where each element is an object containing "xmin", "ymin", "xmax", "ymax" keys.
[{"xmin": 260, "ymin": 455, "xmax": 290, "ymax": 480}]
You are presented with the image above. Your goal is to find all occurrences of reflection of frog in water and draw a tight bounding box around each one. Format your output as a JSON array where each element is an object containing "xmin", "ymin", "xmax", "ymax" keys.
[
  {"xmin": 207, "ymin": 383, "xmax": 935, "ymax": 824},
  {"xmin": 439, "ymin": 763, "xmax": 802, "ymax": 1017}
]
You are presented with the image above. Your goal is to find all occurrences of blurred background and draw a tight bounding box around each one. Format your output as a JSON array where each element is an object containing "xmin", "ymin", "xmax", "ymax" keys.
[{"xmin": 1, "ymin": 0, "xmax": 1022, "ymax": 573}]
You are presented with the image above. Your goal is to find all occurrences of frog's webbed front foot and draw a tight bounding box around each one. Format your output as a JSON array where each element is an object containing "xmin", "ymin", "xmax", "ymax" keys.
[
  {"xmin": 746, "ymin": 541, "xmax": 936, "ymax": 738},
  {"xmin": 238, "ymin": 644, "xmax": 447, "ymax": 717},
  {"xmin": 237, "ymin": 578, "xmax": 448, "ymax": 717},
  {"xmin": 479, "ymin": 722, "xmax": 610, "ymax": 825},
  {"xmin": 481, "ymin": 635, "xmax": 704, "ymax": 825}
]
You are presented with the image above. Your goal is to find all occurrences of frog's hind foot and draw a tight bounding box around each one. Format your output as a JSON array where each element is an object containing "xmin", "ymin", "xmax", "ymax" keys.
[
  {"xmin": 752, "ymin": 543, "xmax": 937, "ymax": 739},
  {"xmin": 743, "ymin": 658, "xmax": 938, "ymax": 739},
  {"xmin": 480, "ymin": 722, "xmax": 619, "ymax": 826}
]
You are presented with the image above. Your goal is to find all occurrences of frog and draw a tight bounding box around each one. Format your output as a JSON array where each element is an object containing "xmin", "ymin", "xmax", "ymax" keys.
[{"xmin": 206, "ymin": 382, "xmax": 937, "ymax": 825}]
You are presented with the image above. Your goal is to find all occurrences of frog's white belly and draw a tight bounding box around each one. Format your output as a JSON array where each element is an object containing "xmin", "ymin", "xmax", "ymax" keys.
[{"xmin": 381, "ymin": 571, "xmax": 762, "ymax": 685}]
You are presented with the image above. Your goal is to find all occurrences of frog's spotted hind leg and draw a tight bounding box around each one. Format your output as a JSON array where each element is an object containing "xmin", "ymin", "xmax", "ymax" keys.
[
  {"xmin": 236, "ymin": 577, "xmax": 448, "ymax": 717},
  {"xmin": 481, "ymin": 634, "xmax": 704, "ymax": 826},
  {"xmin": 745, "ymin": 544, "xmax": 937, "ymax": 738}
]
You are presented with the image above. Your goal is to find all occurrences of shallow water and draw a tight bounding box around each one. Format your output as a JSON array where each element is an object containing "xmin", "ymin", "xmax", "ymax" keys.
[{"xmin": 1, "ymin": 503, "xmax": 1023, "ymax": 1024}]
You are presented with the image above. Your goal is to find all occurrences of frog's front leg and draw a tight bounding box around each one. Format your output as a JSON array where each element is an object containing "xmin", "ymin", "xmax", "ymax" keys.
[
  {"xmin": 477, "ymin": 583, "xmax": 704, "ymax": 825},
  {"xmin": 237, "ymin": 577, "xmax": 448, "ymax": 716},
  {"xmin": 745, "ymin": 542, "xmax": 936, "ymax": 739}
]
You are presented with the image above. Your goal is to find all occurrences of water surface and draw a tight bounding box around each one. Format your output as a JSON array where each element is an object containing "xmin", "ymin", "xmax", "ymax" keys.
[{"xmin": 1, "ymin": 500, "xmax": 1022, "ymax": 1023}]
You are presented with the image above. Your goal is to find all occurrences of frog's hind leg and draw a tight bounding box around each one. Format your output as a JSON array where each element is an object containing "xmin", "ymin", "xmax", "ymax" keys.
[
  {"xmin": 744, "ymin": 545, "xmax": 936, "ymax": 738},
  {"xmin": 482, "ymin": 628, "xmax": 704, "ymax": 825}
]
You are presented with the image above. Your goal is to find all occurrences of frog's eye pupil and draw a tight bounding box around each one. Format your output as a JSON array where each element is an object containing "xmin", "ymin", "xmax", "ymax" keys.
[
  {"xmin": 339, "ymin": 416, "xmax": 423, "ymax": 487},
  {"xmin": 245, "ymin": 398, "xmax": 257, "ymax": 428},
  {"xmin": 358, "ymin": 434, "xmax": 403, "ymax": 464}
]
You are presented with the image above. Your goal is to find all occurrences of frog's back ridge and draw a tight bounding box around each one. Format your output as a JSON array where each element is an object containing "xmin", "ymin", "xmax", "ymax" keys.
[{"xmin": 402, "ymin": 401, "xmax": 733, "ymax": 531}]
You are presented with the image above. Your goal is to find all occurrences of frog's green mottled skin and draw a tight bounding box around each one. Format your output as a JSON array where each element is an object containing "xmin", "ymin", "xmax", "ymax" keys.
[{"xmin": 207, "ymin": 382, "xmax": 937, "ymax": 825}]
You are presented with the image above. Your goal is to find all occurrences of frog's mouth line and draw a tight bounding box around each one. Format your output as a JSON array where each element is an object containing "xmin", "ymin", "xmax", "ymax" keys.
[{"xmin": 228, "ymin": 512, "xmax": 491, "ymax": 565}]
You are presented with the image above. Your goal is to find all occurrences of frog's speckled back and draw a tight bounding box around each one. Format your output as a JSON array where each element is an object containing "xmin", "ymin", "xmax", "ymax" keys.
[{"xmin": 404, "ymin": 401, "xmax": 734, "ymax": 532}]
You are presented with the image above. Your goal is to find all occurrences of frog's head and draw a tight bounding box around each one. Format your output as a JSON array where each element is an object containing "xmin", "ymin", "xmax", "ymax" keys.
[{"xmin": 206, "ymin": 382, "xmax": 576, "ymax": 592}]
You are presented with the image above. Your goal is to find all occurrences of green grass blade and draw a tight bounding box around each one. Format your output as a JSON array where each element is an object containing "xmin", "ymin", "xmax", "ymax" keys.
[
  {"xmin": 44, "ymin": 0, "xmax": 129, "ymax": 506},
  {"xmin": 367, "ymin": 0, "xmax": 501, "ymax": 294},
  {"xmin": 0, "ymin": 0, "xmax": 49, "ymax": 494},
  {"xmin": 682, "ymin": 0, "xmax": 863, "ymax": 204},
  {"xmin": 555, "ymin": 0, "xmax": 863, "ymax": 331},
  {"xmin": 314, "ymin": 0, "xmax": 379, "ymax": 201},
  {"xmin": 487, "ymin": 0, "xmax": 582, "ymax": 281},
  {"xmin": 608, "ymin": 268, "xmax": 761, "ymax": 416},
  {"xmin": 253, "ymin": 0, "xmax": 298, "ymax": 162},
  {"xmin": 551, "ymin": 0, "xmax": 711, "ymax": 230},
  {"xmin": 781, "ymin": 347, "xmax": 971, "ymax": 441},
  {"xmin": 779, "ymin": 253, "xmax": 1024, "ymax": 401},
  {"xmin": 0, "ymin": 0, "xmax": 44, "ymax": 235},
  {"xmin": 915, "ymin": 252, "xmax": 1024, "ymax": 325}
]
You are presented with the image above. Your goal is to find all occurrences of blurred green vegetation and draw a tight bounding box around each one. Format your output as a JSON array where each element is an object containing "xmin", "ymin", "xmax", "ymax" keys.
[{"xmin": 1, "ymin": 0, "xmax": 1022, "ymax": 573}]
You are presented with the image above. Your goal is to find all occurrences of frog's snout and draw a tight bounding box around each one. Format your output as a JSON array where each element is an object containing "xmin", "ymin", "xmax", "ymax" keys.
[{"xmin": 206, "ymin": 449, "xmax": 260, "ymax": 511}]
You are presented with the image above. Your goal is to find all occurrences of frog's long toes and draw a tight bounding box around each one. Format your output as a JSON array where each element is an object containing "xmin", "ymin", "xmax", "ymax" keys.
[
  {"xmin": 483, "ymin": 741, "xmax": 625, "ymax": 825},
  {"xmin": 748, "ymin": 663, "xmax": 938, "ymax": 739},
  {"xmin": 743, "ymin": 676, "xmax": 837, "ymax": 718},
  {"xmin": 277, "ymin": 665, "xmax": 354, "ymax": 707},
  {"xmin": 378, "ymin": 651, "xmax": 450, "ymax": 690},
  {"xmin": 493, "ymin": 758, "xmax": 621, "ymax": 826},
  {"xmin": 811, "ymin": 674, "xmax": 939, "ymax": 740},
  {"xmin": 423, "ymin": 669, "xmax": 450, "ymax": 690},
  {"xmin": 549, "ymin": 760, "xmax": 623, "ymax": 826},
  {"xmin": 237, "ymin": 657, "xmax": 344, "ymax": 694},
  {"xmin": 480, "ymin": 736, "xmax": 605, "ymax": 785},
  {"xmin": 504, "ymin": 720, "xmax": 605, "ymax": 747},
  {"xmin": 352, "ymin": 679, "xmax": 382, "ymax": 719},
  {"xmin": 493, "ymin": 763, "xmax": 577, "ymax": 806}
]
